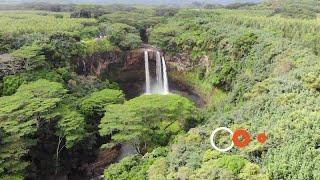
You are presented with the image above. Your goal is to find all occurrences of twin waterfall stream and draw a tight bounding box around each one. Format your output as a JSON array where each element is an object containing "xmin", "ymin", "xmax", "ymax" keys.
[{"xmin": 144, "ymin": 51, "xmax": 169, "ymax": 95}]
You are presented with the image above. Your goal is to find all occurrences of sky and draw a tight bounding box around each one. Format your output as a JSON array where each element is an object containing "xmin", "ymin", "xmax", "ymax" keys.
[{"xmin": 0, "ymin": 0, "xmax": 261, "ymax": 5}]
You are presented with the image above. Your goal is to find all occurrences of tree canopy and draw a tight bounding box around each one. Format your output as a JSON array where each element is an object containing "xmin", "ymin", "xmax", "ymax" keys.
[
  {"xmin": 99, "ymin": 94, "xmax": 195, "ymax": 149},
  {"xmin": 80, "ymin": 88, "xmax": 125, "ymax": 117},
  {"xmin": 100, "ymin": 23, "xmax": 142, "ymax": 50},
  {"xmin": 0, "ymin": 79, "xmax": 67, "ymax": 179}
]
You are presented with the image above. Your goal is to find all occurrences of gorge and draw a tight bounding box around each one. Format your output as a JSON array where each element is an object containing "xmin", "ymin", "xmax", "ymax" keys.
[
  {"xmin": 63, "ymin": 46, "xmax": 206, "ymax": 179},
  {"xmin": 75, "ymin": 44, "xmax": 206, "ymax": 106}
]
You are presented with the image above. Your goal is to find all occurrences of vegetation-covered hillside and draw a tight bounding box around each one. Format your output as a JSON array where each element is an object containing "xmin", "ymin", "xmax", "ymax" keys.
[
  {"xmin": 0, "ymin": 1, "xmax": 319, "ymax": 180},
  {"xmin": 146, "ymin": 8, "xmax": 320, "ymax": 179}
]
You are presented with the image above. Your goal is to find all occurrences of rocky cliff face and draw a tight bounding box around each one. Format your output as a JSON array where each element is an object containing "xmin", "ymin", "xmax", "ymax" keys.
[
  {"xmin": 75, "ymin": 45, "xmax": 162, "ymax": 76},
  {"xmin": 74, "ymin": 48, "xmax": 206, "ymax": 77},
  {"xmin": 164, "ymin": 52, "xmax": 210, "ymax": 73},
  {"xmin": 74, "ymin": 48, "xmax": 159, "ymax": 98},
  {"xmin": 75, "ymin": 51, "xmax": 122, "ymax": 76},
  {"xmin": 164, "ymin": 52, "xmax": 209, "ymax": 106},
  {"xmin": 0, "ymin": 54, "xmax": 27, "ymax": 78}
]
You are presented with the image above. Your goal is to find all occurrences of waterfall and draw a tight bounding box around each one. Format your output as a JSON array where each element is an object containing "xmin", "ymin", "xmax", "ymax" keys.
[
  {"xmin": 162, "ymin": 56, "xmax": 169, "ymax": 95},
  {"xmin": 144, "ymin": 51, "xmax": 151, "ymax": 94},
  {"xmin": 156, "ymin": 51, "xmax": 163, "ymax": 92},
  {"xmin": 144, "ymin": 51, "xmax": 169, "ymax": 95}
]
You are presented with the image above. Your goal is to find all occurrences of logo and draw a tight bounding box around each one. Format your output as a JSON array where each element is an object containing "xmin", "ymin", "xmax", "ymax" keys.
[{"xmin": 210, "ymin": 127, "xmax": 267, "ymax": 152}]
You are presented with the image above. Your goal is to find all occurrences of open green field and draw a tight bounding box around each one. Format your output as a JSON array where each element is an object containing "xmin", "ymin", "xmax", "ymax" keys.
[{"xmin": 0, "ymin": 11, "xmax": 96, "ymax": 34}]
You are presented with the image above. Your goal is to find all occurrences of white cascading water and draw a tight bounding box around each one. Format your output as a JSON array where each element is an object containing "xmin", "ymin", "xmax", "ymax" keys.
[
  {"xmin": 162, "ymin": 56, "xmax": 169, "ymax": 95},
  {"xmin": 155, "ymin": 51, "xmax": 163, "ymax": 92},
  {"xmin": 144, "ymin": 51, "xmax": 151, "ymax": 94},
  {"xmin": 144, "ymin": 51, "xmax": 169, "ymax": 95}
]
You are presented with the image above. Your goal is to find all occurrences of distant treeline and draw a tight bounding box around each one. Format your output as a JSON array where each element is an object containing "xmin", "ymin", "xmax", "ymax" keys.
[
  {"xmin": 0, "ymin": 3, "xmax": 180, "ymax": 19},
  {"xmin": 0, "ymin": 3, "xmax": 137, "ymax": 12},
  {"xmin": 191, "ymin": 2, "xmax": 258, "ymax": 9},
  {"xmin": 0, "ymin": 2, "xmax": 260, "ymax": 12}
]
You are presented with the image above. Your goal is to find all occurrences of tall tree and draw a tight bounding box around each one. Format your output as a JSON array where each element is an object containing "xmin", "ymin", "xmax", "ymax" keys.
[
  {"xmin": 99, "ymin": 94, "xmax": 195, "ymax": 152},
  {"xmin": 0, "ymin": 79, "xmax": 67, "ymax": 179}
]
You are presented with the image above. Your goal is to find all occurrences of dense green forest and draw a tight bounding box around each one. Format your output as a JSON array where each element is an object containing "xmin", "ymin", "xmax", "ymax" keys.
[{"xmin": 0, "ymin": 1, "xmax": 319, "ymax": 180}]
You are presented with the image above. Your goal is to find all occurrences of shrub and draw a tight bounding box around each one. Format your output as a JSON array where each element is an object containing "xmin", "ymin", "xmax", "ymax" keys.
[
  {"xmin": 147, "ymin": 157, "xmax": 167, "ymax": 180},
  {"xmin": 54, "ymin": 14, "xmax": 64, "ymax": 19},
  {"xmin": 79, "ymin": 26, "xmax": 99, "ymax": 39},
  {"xmin": 2, "ymin": 75, "xmax": 25, "ymax": 96},
  {"xmin": 11, "ymin": 44, "xmax": 46, "ymax": 70},
  {"xmin": 104, "ymin": 147, "xmax": 168, "ymax": 180}
]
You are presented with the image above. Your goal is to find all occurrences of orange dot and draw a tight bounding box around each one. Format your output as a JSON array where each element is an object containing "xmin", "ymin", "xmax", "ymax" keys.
[
  {"xmin": 257, "ymin": 133, "xmax": 267, "ymax": 144},
  {"xmin": 232, "ymin": 129, "xmax": 251, "ymax": 148}
]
